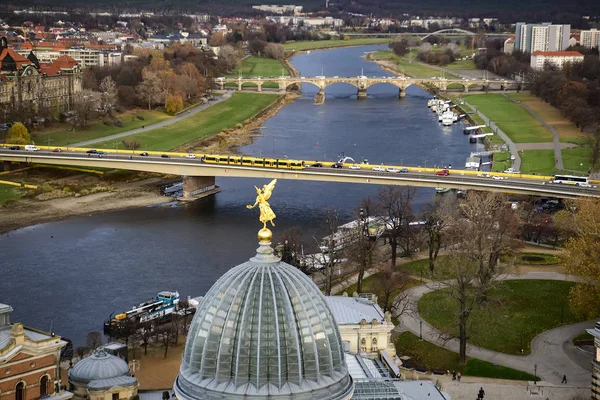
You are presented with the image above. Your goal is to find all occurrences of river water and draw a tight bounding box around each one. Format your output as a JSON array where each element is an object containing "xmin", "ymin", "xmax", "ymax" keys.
[{"xmin": 0, "ymin": 45, "xmax": 483, "ymax": 345}]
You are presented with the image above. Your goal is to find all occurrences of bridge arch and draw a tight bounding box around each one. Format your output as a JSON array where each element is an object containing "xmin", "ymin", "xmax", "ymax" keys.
[{"xmin": 421, "ymin": 28, "xmax": 476, "ymax": 41}]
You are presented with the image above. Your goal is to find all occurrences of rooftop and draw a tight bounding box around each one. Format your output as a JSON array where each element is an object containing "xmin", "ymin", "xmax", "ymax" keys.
[
  {"xmin": 532, "ymin": 51, "xmax": 585, "ymax": 57},
  {"xmin": 326, "ymin": 295, "xmax": 387, "ymax": 325}
]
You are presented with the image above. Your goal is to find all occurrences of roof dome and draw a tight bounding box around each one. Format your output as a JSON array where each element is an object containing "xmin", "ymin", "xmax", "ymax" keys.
[
  {"xmin": 174, "ymin": 241, "xmax": 354, "ymax": 400},
  {"xmin": 69, "ymin": 348, "xmax": 130, "ymax": 384}
]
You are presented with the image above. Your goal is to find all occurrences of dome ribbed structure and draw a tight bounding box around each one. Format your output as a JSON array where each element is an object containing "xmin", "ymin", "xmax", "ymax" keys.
[
  {"xmin": 69, "ymin": 348, "xmax": 130, "ymax": 384},
  {"xmin": 174, "ymin": 242, "xmax": 354, "ymax": 400}
]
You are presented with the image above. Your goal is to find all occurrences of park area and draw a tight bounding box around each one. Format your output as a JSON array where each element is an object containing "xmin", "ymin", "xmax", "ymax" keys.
[
  {"xmin": 283, "ymin": 38, "xmax": 390, "ymax": 52},
  {"xmin": 93, "ymin": 92, "xmax": 280, "ymax": 151},
  {"xmin": 370, "ymin": 51, "xmax": 459, "ymax": 79},
  {"xmin": 418, "ymin": 280, "xmax": 579, "ymax": 355},
  {"xmin": 225, "ymin": 56, "xmax": 289, "ymax": 89}
]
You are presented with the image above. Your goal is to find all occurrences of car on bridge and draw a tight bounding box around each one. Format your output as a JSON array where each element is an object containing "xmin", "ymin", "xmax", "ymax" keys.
[
  {"xmin": 161, "ymin": 154, "xmax": 170, "ymax": 158},
  {"xmin": 186, "ymin": 154, "xmax": 197, "ymax": 159},
  {"xmin": 9, "ymin": 145, "xmax": 20, "ymax": 150},
  {"xmin": 86, "ymin": 149, "xmax": 98, "ymax": 154},
  {"xmin": 306, "ymin": 162, "xmax": 322, "ymax": 167},
  {"xmin": 140, "ymin": 152, "xmax": 149, "ymax": 156},
  {"xmin": 331, "ymin": 163, "xmax": 343, "ymax": 168},
  {"xmin": 436, "ymin": 169, "xmax": 450, "ymax": 176},
  {"xmin": 399, "ymin": 168, "xmax": 409, "ymax": 173},
  {"xmin": 492, "ymin": 176, "xmax": 507, "ymax": 180},
  {"xmin": 372, "ymin": 166, "xmax": 385, "ymax": 172},
  {"xmin": 52, "ymin": 148, "xmax": 62, "ymax": 153},
  {"xmin": 386, "ymin": 167, "xmax": 399, "ymax": 173},
  {"xmin": 349, "ymin": 165, "xmax": 361, "ymax": 170}
]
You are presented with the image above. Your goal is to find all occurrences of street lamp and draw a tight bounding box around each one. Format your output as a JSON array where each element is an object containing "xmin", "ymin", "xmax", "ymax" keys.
[
  {"xmin": 534, "ymin": 363, "xmax": 537, "ymax": 385},
  {"xmin": 419, "ymin": 321, "xmax": 423, "ymax": 340}
]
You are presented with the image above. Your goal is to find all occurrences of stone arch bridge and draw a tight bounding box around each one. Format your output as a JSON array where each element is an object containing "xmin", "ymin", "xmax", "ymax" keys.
[{"xmin": 216, "ymin": 76, "xmax": 519, "ymax": 100}]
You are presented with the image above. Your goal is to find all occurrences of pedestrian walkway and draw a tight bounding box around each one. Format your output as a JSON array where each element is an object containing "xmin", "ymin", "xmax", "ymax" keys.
[
  {"xmin": 394, "ymin": 271, "xmax": 592, "ymax": 387},
  {"xmin": 71, "ymin": 92, "xmax": 233, "ymax": 147}
]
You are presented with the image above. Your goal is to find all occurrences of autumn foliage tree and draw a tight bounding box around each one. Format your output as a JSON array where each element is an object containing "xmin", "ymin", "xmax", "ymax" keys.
[
  {"xmin": 7, "ymin": 122, "xmax": 30, "ymax": 144},
  {"xmin": 556, "ymin": 198, "xmax": 600, "ymax": 319},
  {"xmin": 165, "ymin": 93, "xmax": 184, "ymax": 115}
]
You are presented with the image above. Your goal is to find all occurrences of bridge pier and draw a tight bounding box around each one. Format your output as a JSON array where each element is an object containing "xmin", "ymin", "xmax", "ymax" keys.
[
  {"xmin": 464, "ymin": 85, "xmax": 469, "ymax": 93},
  {"xmin": 398, "ymin": 87, "xmax": 406, "ymax": 98},
  {"xmin": 257, "ymin": 83, "xmax": 263, "ymax": 92},
  {"xmin": 314, "ymin": 88, "xmax": 325, "ymax": 105},
  {"xmin": 181, "ymin": 176, "xmax": 219, "ymax": 200},
  {"xmin": 218, "ymin": 82, "xmax": 224, "ymax": 90},
  {"xmin": 357, "ymin": 88, "xmax": 367, "ymax": 99},
  {"xmin": 237, "ymin": 82, "xmax": 242, "ymax": 91}
]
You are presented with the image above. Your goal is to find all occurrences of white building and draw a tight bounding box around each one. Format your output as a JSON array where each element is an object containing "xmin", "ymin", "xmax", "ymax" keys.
[
  {"xmin": 303, "ymin": 17, "xmax": 344, "ymax": 27},
  {"xmin": 530, "ymin": 50, "xmax": 584, "ymax": 70},
  {"xmin": 581, "ymin": 29, "xmax": 600, "ymax": 49},
  {"xmin": 326, "ymin": 293, "xmax": 397, "ymax": 359},
  {"xmin": 17, "ymin": 48, "xmax": 122, "ymax": 68},
  {"xmin": 515, "ymin": 22, "xmax": 570, "ymax": 52},
  {"xmin": 252, "ymin": 4, "xmax": 303, "ymax": 14},
  {"xmin": 504, "ymin": 37, "xmax": 515, "ymax": 53},
  {"xmin": 588, "ymin": 321, "xmax": 600, "ymax": 399}
]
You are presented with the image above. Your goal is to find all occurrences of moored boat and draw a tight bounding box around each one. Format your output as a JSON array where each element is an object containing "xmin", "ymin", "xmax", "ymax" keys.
[{"xmin": 104, "ymin": 291, "xmax": 180, "ymax": 334}]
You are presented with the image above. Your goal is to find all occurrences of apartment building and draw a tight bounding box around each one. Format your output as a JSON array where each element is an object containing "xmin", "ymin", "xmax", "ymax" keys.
[
  {"xmin": 16, "ymin": 47, "xmax": 122, "ymax": 68},
  {"xmin": 530, "ymin": 50, "xmax": 584, "ymax": 70},
  {"xmin": 515, "ymin": 22, "xmax": 570, "ymax": 52},
  {"xmin": 581, "ymin": 29, "xmax": 600, "ymax": 49}
]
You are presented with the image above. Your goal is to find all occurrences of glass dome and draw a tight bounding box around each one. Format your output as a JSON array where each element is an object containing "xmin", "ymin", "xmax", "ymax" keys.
[{"xmin": 174, "ymin": 242, "xmax": 354, "ymax": 400}]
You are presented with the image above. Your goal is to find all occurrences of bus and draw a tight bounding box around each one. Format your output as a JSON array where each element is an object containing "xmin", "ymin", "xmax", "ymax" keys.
[{"xmin": 552, "ymin": 174, "xmax": 590, "ymax": 186}]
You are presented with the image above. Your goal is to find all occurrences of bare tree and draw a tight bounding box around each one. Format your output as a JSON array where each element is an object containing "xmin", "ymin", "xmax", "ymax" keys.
[
  {"xmin": 137, "ymin": 70, "xmax": 166, "ymax": 110},
  {"xmin": 276, "ymin": 226, "xmax": 304, "ymax": 268},
  {"xmin": 377, "ymin": 268, "xmax": 413, "ymax": 315},
  {"xmin": 343, "ymin": 203, "xmax": 379, "ymax": 293},
  {"xmin": 422, "ymin": 196, "xmax": 453, "ymax": 274},
  {"xmin": 315, "ymin": 209, "xmax": 343, "ymax": 296},
  {"xmin": 263, "ymin": 43, "xmax": 285, "ymax": 60},
  {"xmin": 76, "ymin": 346, "xmax": 89, "ymax": 360},
  {"xmin": 377, "ymin": 186, "xmax": 417, "ymax": 269},
  {"xmin": 86, "ymin": 331, "xmax": 103, "ymax": 350},
  {"xmin": 122, "ymin": 140, "xmax": 141, "ymax": 151},
  {"xmin": 74, "ymin": 90, "xmax": 100, "ymax": 128},
  {"xmin": 99, "ymin": 76, "xmax": 117, "ymax": 115},
  {"xmin": 218, "ymin": 44, "xmax": 241, "ymax": 73},
  {"xmin": 159, "ymin": 326, "xmax": 172, "ymax": 359},
  {"xmin": 139, "ymin": 324, "xmax": 152, "ymax": 355}
]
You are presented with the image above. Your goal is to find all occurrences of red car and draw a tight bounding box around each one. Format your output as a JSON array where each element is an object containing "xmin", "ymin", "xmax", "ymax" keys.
[
  {"xmin": 52, "ymin": 148, "xmax": 62, "ymax": 153},
  {"xmin": 436, "ymin": 169, "xmax": 450, "ymax": 176}
]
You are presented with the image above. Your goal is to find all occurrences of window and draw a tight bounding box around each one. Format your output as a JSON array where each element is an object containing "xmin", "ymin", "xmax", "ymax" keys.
[
  {"xmin": 112, "ymin": 393, "xmax": 119, "ymax": 400},
  {"xmin": 40, "ymin": 375, "xmax": 48, "ymax": 397},
  {"xmin": 15, "ymin": 382, "xmax": 24, "ymax": 400}
]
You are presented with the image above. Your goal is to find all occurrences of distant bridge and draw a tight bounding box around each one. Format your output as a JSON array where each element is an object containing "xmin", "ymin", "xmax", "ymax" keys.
[
  {"xmin": 341, "ymin": 30, "xmax": 510, "ymax": 40},
  {"xmin": 216, "ymin": 76, "xmax": 519, "ymax": 100}
]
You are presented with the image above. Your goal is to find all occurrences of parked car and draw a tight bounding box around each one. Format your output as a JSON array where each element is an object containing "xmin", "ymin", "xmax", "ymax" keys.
[
  {"xmin": 9, "ymin": 145, "xmax": 20, "ymax": 150},
  {"xmin": 140, "ymin": 152, "xmax": 149, "ymax": 156},
  {"xmin": 435, "ymin": 169, "xmax": 450, "ymax": 176},
  {"xmin": 161, "ymin": 154, "xmax": 170, "ymax": 158}
]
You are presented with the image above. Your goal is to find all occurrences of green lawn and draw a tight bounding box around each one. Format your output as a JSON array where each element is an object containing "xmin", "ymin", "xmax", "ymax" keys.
[
  {"xmin": 0, "ymin": 183, "xmax": 20, "ymax": 205},
  {"xmin": 94, "ymin": 93, "xmax": 280, "ymax": 151},
  {"xmin": 283, "ymin": 38, "xmax": 390, "ymax": 52},
  {"xmin": 32, "ymin": 110, "xmax": 172, "ymax": 147},
  {"xmin": 561, "ymin": 147, "xmax": 593, "ymax": 173},
  {"xmin": 370, "ymin": 50, "xmax": 460, "ymax": 80},
  {"xmin": 226, "ymin": 56, "xmax": 289, "ymax": 89},
  {"xmin": 464, "ymin": 94, "xmax": 553, "ymax": 143},
  {"xmin": 492, "ymin": 151, "xmax": 512, "ymax": 172},
  {"xmin": 444, "ymin": 59, "xmax": 477, "ymax": 70},
  {"xmin": 519, "ymin": 149, "xmax": 557, "ymax": 175},
  {"xmin": 395, "ymin": 332, "xmax": 537, "ymax": 380},
  {"xmin": 419, "ymin": 280, "xmax": 579, "ymax": 355}
]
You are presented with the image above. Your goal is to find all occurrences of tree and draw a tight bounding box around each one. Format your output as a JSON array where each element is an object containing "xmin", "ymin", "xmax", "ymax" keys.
[
  {"xmin": 555, "ymin": 198, "xmax": 600, "ymax": 319},
  {"xmin": 377, "ymin": 186, "xmax": 416, "ymax": 269},
  {"xmin": 209, "ymin": 32, "xmax": 226, "ymax": 47},
  {"xmin": 343, "ymin": 203, "xmax": 379, "ymax": 293},
  {"xmin": 137, "ymin": 71, "xmax": 165, "ymax": 110},
  {"xmin": 60, "ymin": 338, "xmax": 74, "ymax": 363},
  {"xmin": 263, "ymin": 43, "xmax": 285, "ymax": 60},
  {"xmin": 99, "ymin": 76, "xmax": 117, "ymax": 115},
  {"xmin": 389, "ymin": 39, "xmax": 409, "ymax": 57},
  {"xmin": 75, "ymin": 346, "xmax": 89, "ymax": 360},
  {"xmin": 86, "ymin": 331, "xmax": 103, "ymax": 350},
  {"xmin": 165, "ymin": 93, "xmax": 184, "ymax": 115},
  {"xmin": 74, "ymin": 90, "xmax": 100, "ymax": 128},
  {"xmin": 139, "ymin": 324, "xmax": 152, "ymax": 355},
  {"xmin": 6, "ymin": 122, "xmax": 30, "ymax": 144},
  {"xmin": 218, "ymin": 45, "xmax": 240, "ymax": 73},
  {"xmin": 122, "ymin": 140, "xmax": 141, "ymax": 151},
  {"xmin": 117, "ymin": 85, "xmax": 137, "ymax": 108},
  {"xmin": 377, "ymin": 268, "xmax": 412, "ymax": 315},
  {"xmin": 422, "ymin": 196, "xmax": 452, "ymax": 273},
  {"xmin": 315, "ymin": 209, "xmax": 343, "ymax": 296}
]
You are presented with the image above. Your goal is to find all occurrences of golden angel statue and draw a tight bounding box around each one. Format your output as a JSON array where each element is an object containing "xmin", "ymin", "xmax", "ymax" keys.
[{"xmin": 246, "ymin": 179, "xmax": 277, "ymax": 229}]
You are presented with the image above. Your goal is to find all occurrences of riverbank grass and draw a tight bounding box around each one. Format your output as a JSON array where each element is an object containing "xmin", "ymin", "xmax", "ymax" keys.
[
  {"xmin": 370, "ymin": 51, "xmax": 460, "ymax": 79},
  {"xmin": 225, "ymin": 56, "xmax": 289, "ymax": 89},
  {"xmin": 0, "ymin": 183, "xmax": 21, "ymax": 205},
  {"xmin": 463, "ymin": 94, "xmax": 553, "ymax": 143},
  {"xmin": 418, "ymin": 280, "xmax": 579, "ymax": 355},
  {"xmin": 31, "ymin": 110, "xmax": 172, "ymax": 147},
  {"xmin": 283, "ymin": 38, "xmax": 390, "ymax": 52},
  {"xmin": 519, "ymin": 149, "xmax": 557, "ymax": 175},
  {"xmin": 395, "ymin": 332, "xmax": 537, "ymax": 381},
  {"xmin": 94, "ymin": 93, "xmax": 280, "ymax": 151}
]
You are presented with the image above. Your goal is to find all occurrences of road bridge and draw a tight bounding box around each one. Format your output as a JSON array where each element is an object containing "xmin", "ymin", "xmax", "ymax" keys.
[
  {"xmin": 1, "ymin": 149, "xmax": 597, "ymax": 200},
  {"xmin": 216, "ymin": 76, "xmax": 519, "ymax": 100},
  {"xmin": 342, "ymin": 30, "xmax": 510, "ymax": 39}
]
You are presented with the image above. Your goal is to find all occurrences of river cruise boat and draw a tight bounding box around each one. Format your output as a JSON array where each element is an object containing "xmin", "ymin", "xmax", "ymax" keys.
[{"xmin": 104, "ymin": 291, "xmax": 180, "ymax": 334}]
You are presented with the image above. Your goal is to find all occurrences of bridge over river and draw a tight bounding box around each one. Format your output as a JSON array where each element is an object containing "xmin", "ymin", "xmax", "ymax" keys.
[
  {"xmin": 216, "ymin": 76, "xmax": 519, "ymax": 99},
  {"xmin": 1, "ymin": 148, "xmax": 597, "ymax": 200}
]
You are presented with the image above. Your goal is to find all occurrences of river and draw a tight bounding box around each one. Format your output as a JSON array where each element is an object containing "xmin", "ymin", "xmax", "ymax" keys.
[{"xmin": 0, "ymin": 45, "xmax": 484, "ymax": 345}]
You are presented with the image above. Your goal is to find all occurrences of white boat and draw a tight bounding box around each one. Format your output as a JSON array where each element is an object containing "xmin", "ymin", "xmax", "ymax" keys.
[
  {"xmin": 442, "ymin": 116, "xmax": 453, "ymax": 126},
  {"xmin": 435, "ymin": 187, "xmax": 452, "ymax": 193}
]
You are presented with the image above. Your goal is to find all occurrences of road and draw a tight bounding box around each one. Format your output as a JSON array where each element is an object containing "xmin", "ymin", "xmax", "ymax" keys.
[
  {"xmin": 395, "ymin": 272, "xmax": 593, "ymax": 387},
  {"xmin": 70, "ymin": 92, "xmax": 233, "ymax": 147},
  {"xmin": 1, "ymin": 149, "xmax": 599, "ymax": 199}
]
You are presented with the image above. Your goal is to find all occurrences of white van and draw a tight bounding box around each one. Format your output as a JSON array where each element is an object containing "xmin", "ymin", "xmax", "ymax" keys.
[{"xmin": 24, "ymin": 145, "xmax": 39, "ymax": 151}]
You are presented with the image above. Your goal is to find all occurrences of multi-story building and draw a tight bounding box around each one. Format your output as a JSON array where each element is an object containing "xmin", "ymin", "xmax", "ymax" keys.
[
  {"xmin": 515, "ymin": 22, "xmax": 570, "ymax": 52},
  {"xmin": 251, "ymin": 4, "xmax": 303, "ymax": 14},
  {"xmin": 0, "ymin": 37, "xmax": 82, "ymax": 114},
  {"xmin": 504, "ymin": 37, "xmax": 515, "ymax": 53},
  {"xmin": 588, "ymin": 321, "xmax": 600, "ymax": 399},
  {"xmin": 0, "ymin": 303, "xmax": 73, "ymax": 400},
  {"xmin": 16, "ymin": 48, "xmax": 122, "ymax": 68},
  {"xmin": 530, "ymin": 50, "xmax": 584, "ymax": 70},
  {"xmin": 581, "ymin": 29, "xmax": 600, "ymax": 49}
]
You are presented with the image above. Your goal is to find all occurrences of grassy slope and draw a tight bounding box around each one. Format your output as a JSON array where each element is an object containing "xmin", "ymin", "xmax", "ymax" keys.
[
  {"xmin": 506, "ymin": 93, "xmax": 585, "ymax": 144},
  {"xmin": 464, "ymin": 94, "xmax": 553, "ymax": 143},
  {"xmin": 370, "ymin": 51, "xmax": 460, "ymax": 79},
  {"xmin": 561, "ymin": 147, "xmax": 593, "ymax": 173},
  {"xmin": 419, "ymin": 280, "xmax": 578, "ymax": 355},
  {"xmin": 94, "ymin": 93, "xmax": 280, "ymax": 151},
  {"xmin": 519, "ymin": 149, "xmax": 557, "ymax": 176},
  {"xmin": 225, "ymin": 56, "xmax": 289, "ymax": 88},
  {"xmin": 283, "ymin": 38, "xmax": 390, "ymax": 52},
  {"xmin": 33, "ymin": 110, "xmax": 172, "ymax": 147},
  {"xmin": 0, "ymin": 183, "xmax": 20, "ymax": 205},
  {"xmin": 395, "ymin": 332, "xmax": 536, "ymax": 380}
]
